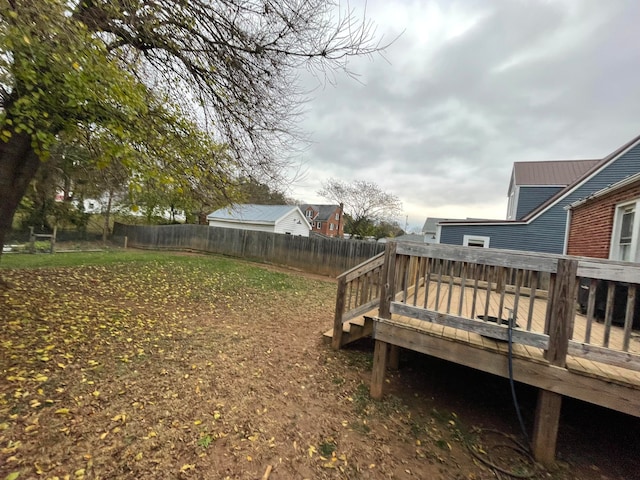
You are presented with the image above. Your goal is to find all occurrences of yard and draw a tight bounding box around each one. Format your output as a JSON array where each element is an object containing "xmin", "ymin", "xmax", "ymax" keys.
[{"xmin": 0, "ymin": 250, "xmax": 638, "ymax": 479}]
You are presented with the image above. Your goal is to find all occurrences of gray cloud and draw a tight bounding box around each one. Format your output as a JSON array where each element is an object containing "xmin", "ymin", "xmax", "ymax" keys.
[{"xmin": 291, "ymin": 0, "xmax": 640, "ymax": 228}]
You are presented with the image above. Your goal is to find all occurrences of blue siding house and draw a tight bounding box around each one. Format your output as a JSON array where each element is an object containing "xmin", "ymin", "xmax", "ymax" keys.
[{"xmin": 438, "ymin": 135, "xmax": 640, "ymax": 254}]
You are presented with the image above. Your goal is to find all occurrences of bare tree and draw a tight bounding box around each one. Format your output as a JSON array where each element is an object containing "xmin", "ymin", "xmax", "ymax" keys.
[
  {"xmin": 0, "ymin": 0, "xmax": 388, "ymax": 259},
  {"xmin": 318, "ymin": 178, "xmax": 402, "ymax": 238}
]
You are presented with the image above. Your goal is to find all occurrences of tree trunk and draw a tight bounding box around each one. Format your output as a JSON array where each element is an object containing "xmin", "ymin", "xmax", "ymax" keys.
[{"xmin": 0, "ymin": 132, "xmax": 42, "ymax": 262}]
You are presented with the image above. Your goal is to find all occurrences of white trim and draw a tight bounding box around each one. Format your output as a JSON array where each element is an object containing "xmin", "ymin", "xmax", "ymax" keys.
[
  {"xmin": 463, "ymin": 235, "xmax": 490, "ymax": 248},
  {"xmin": 441, "ymin": 220, "xmax": 526, "ymax": 226},
  {"xmin": 516, "ymin": 184, "xmax": 567, "ymax": 188},
  {"xmin": 567, "ymin": 172, "xmax": 640, "ymax": 210},
  {"xmin": 435, "ymin": 224, "xmax": 442, "ymax": 243},
  {"xmin": 507, "ymin": 185, "xmax": 518, "ymax": 220},
  {"xmin": 609, "ymin": 199, "xmax": 640, "ymax": 262}
]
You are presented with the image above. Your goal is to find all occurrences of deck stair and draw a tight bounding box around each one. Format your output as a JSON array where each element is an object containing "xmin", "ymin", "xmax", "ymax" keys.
[
  {"xmin": 323, "ymin": 315, "xmax": 374, "ymax": 347},
  {"xmin": 328, "ymin": 251, "xmax": 386, "ymax": 349}
]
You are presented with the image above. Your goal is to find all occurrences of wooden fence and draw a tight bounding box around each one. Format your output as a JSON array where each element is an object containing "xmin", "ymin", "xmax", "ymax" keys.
[{"xmin": 112, "ymin": 223, "xmax": 384, "ymax": 277}]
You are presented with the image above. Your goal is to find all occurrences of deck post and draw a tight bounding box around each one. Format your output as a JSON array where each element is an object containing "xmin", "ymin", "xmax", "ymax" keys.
[
  {"xmin": 371, "ymin": 243, "xmax": 396, "ymax": 398},
  {"xmin": 545, "ymin": 258, "xmax": 577, "ymax": 365},
  {"xmin": 532, "ymin": 389, "xmax": 563, "ymax": 467},
  {"xmin": 389, "ymin": 345, "xmax": 400, "ymax": 370},
  {"xmin": 332, "ymin": 276, "xmax": 347, "ymax": 350},
  {"xmin": 371, "ymin": 340, "xmax": 389, "ymax": 399},
  {"xmin": 532, "ymin": 257, "xmax": 578, "ymax": 467}
]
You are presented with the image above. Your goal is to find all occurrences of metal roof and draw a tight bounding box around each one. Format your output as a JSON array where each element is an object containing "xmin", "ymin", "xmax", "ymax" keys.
[
  {"xmin": 207, "ymin": 204, "xmax": 298, "ymax": 224},
  {"xmin": 513, "ymin": 160, "xmax": 599, "ymax": 186}
]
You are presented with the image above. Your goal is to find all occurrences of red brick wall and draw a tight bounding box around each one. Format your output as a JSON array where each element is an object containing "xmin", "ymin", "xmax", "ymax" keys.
[
  {"xmin": 567, "ymin": 181, "xmax": 640, "ymax": 258},
  {"xmin": 307, "ymin": 206, "xmax": 344, "ymax": 237}
]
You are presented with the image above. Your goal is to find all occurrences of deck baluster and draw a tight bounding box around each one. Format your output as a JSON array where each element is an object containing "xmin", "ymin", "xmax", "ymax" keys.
[
  {"xmin": 603, "ymin": 282, "xmax": 616, "ymax": 347},
  {"xmin": 526, "ymin": 271, "xmax": 538, "ymax": 331},
  {"xmin": 623, "ymin": 285, "xmax": 636, "ymax": 352},
  {"xmin": 446, "ymin": 260, "xmax": 455, "ymax": 313},
  {"xmin": 423, "ymin": 258, "xmax": 432, "ymax": 309}
]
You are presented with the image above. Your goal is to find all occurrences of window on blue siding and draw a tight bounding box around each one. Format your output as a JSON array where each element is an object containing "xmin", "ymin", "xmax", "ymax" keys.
[{"xmin": 463, "ymin": 235, "xmax": 490, "ymax": 248}]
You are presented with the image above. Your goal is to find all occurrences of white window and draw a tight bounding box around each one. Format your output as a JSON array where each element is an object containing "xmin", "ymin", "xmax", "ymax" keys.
[
  {"xmin": 463, "ymin": 235, "xmax": 490, "ymax": 248},
  {"xmin": 611, "ymin": 200, "xmax": 639, "ymax": 262},
  {"xmin": 317, "ymin": 222, "xmax": 321, "ymax": 229},
  {"xmin": 329, "ymin": 223, "xmax": 334, "ymax": 231},
  {"xmin": 335, "ymin": 213, "xmax": 339, "ymax": 220},
  {"xmin": 306, "ymin": 210, "xmax": 313, "ymax": 218}
]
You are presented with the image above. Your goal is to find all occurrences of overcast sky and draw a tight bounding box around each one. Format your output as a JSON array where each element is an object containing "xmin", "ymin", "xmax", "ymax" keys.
[{"xmin": 287, "ymin": 0, "xmax": 640, "ymax": 232}]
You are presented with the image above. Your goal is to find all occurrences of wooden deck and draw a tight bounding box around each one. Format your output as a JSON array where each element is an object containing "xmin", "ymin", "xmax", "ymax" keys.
[
  {"xmin": 386, "ymin": 280, "xmax": 640, "ymax": 389},
  {"xmin": 331, "ymin": 242, "xmax": 640, "ymax": 466}
]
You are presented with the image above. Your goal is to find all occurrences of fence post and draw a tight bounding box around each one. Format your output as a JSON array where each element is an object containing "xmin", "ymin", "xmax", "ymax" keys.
[
  {"xmin": 332, "ymin": 276, "xmax": 347, "ymax": 350},
  {"xmin": 50, "ymin": 226, "xmax": 57, "ymax": 253},
  {"xmin": 532, "ymin": 257, "xmax": 578, "ymax": 467},
  {"xmin": 29, "ymin": 226, "xmax": 35, "ymax": 253}
]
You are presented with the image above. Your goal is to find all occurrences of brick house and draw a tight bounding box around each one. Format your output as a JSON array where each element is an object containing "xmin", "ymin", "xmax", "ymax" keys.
[
  {"xmin": 299, "ymin": 204, "xmax": 344, "ymax": 237},
  {"xmin": 566, "ymin": 172, "xmax": 640, "ymax": 262}
]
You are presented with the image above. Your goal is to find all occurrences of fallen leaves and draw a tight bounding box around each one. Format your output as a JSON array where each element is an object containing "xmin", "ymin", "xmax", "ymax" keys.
[{"xmin": 0, "ymin": 252, "xmax": 508, "ymax": 480}]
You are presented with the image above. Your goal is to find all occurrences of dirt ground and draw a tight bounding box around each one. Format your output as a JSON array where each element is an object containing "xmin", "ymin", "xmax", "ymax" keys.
[{"xmin": 1, "ymin": 251, "xmax": 639, "ymax": 480}]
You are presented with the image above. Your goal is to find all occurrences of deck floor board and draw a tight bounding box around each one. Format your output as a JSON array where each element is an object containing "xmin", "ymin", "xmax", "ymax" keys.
[{"xmin": 371, "ymin": 280, "xmax": 640, "ymax": 389}]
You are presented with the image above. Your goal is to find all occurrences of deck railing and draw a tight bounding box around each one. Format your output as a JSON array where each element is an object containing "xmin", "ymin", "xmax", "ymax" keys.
[
  {"xmin": 332, "ymin": 252, "xmax": 386, "ymax": 349},
  {"xmin": 332, "ymin": 242, "xmax": 640, "ymax": 373},
  {"xmin": 379, "ymin": 242, "xmax": 640, "ymax": 372},
  {"xmin": 573, "ymin": 259, "xmax": 640, "ymax": 369}
]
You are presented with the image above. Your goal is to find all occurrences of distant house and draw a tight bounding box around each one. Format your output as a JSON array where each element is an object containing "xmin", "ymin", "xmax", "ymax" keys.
[
  {"xmin": 299, "ymin": 204, "xmax": 343, "ymax": 237},
  {"xmin": 567, "ymin": 172, "xmax": 640, "ymax": 262},
  {"xmin": 422, "ymin": 217, "xmax": 464, "ymax": 244},
  {"xmin": 207, "ymin": 204, "xmax": 311, "ymax": 236},
  {"xmin": 438, "ymin": 133, "xmax": 640, "ymax": 254}
]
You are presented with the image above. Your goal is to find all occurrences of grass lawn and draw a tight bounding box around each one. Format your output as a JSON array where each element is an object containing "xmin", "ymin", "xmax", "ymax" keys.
[{"xmin": 0, "ymin": 251, "xmax": 629, "ymax": 479}]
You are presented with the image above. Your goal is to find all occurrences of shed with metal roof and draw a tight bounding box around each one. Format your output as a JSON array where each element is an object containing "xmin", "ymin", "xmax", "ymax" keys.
[{"xmin": 207, "ymin": 204, "xmax": 311, "ymax": 236}]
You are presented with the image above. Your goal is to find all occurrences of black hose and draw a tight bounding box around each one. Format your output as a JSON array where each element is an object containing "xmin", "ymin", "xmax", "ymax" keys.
[
  {"xmin": 507, "ymin": 312, "xmax": 530, "ymax": 447},
  {"xmin": 466, "ymin": 429, "xmax": 538, "ymax": 479}
]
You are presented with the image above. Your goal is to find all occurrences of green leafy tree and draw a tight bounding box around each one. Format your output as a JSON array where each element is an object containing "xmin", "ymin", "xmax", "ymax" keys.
[
  {"xmin": 318, "ymin": 179, "xmax": 402, "ymax": 239},
  {"xmin": 235, "ymin": 177, "xmax": 293, "ymax": 206},
  {"xmin": 373, "ymin": 220, "xmax": 404, "ymax": 240},
  {"xmin": 0, "ymin": 0, "xmax": 385, "ymax": 257}
]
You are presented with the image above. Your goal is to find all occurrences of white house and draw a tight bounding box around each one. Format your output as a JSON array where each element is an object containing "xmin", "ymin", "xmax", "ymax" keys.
[{"xmin": 206, "ymin": 204, "xmax": 311, "ymax": 236}]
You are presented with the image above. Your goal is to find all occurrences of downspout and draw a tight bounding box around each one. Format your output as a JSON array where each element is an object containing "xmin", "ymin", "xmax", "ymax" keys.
[{"xmin": 562, "ymin": 206, "xmax": 572, "ymax": 255}]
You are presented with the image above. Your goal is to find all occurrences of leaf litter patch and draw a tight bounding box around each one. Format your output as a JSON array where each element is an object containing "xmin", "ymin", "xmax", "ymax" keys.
[{"xmin": 0, "ymin": 254, "xmax": 611, "ymax": 479}]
